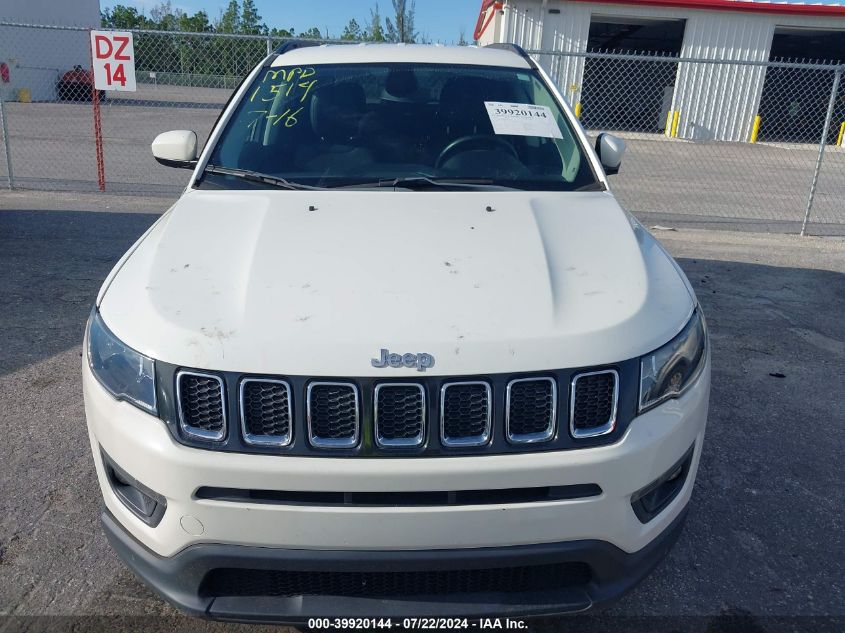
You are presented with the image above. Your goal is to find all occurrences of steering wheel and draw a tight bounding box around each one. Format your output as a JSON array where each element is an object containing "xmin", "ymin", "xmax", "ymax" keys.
[{"xmin": 435, "ymin": 134, "xmax": 518, "ymax": 170}]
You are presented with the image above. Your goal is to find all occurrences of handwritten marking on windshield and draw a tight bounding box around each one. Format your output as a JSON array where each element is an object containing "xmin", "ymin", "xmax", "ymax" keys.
[
  {"xmin": 249, "ymin": 67, "xmax": 318, "ymax": 105},
  {"xmin": 244, "ymin": 68, "xmax": 317, "ymax": 132},
  {"xmin": 247, "ymin": 106, "xmax": 304, "ymax": 128}
]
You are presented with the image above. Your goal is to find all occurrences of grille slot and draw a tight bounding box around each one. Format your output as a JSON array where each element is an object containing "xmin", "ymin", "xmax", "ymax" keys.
[
  {"xmin": 176, "ymin": 371, "xmax": 226, "ymax": 441},
  {"xmin": 570, "ymin": 370, "xmax": 618, "ymax": 438},
  {"xmin": 307, "ymin": 382, "xmax": 360, "ymax": 448},
  {"xmin": 202, "ymin": 562, "xmax": 592, "ymax": 599},
  {"xmin": 506, "ymin": 377, "xmax": 557, "ymax": 443},
  {"xmin": 240, "ymin": 379, "xmax": 292, "ymax": 447},
  {"xmin": 196, "ymin": 483, "xmax": 602, "ymax": 506},
  {"xmin": 374, "ymin": 383, "xmax": 426, "ymax": 448},
  {"xmin": 440, "ymin": 381, "xmax": 492, "ymax": 447}
]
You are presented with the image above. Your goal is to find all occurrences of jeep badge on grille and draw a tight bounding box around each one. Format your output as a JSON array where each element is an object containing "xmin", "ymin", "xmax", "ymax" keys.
[{"xmin": 372, "ymin": 349, "xmax": 435, "ymax": 372}]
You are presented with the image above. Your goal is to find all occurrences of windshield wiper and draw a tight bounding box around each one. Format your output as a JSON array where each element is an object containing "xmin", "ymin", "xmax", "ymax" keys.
[
  {"xmin": 203, "ymin": 165, "xmax": 324, "ymax": 190},
  {"xmin": 332, "ymin": 176, "xmax": 519, "ymax": 191}
]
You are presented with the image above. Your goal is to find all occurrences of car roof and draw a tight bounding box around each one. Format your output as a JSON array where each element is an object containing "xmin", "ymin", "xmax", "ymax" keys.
[{"xmin": 270, "ymin": 43, "xmax": 532, "ymax": 69}]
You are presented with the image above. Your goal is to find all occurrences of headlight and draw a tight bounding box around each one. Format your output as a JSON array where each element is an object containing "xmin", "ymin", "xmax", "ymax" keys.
[
  {"xmin": 639, "ymin": 309, "xmax": 707, "ymax": 413},
  {"xmin": 87, "ymin": 310, "xmax": 157, "ymax": 414}
]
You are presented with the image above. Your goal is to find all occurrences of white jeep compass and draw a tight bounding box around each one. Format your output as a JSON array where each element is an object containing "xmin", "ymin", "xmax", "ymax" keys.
[{"xmin": 83, "ymin": 42, "xmax": 710, "ymax": 623}]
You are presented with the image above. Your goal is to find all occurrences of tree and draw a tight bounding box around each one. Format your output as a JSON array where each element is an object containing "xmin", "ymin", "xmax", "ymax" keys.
[
  {"xmin": 179, "ymin": 10, "xmax": 212, "ymax": 33},
  {"xmin": 341, "ymin": 18, "xmax": 362, "ymax": 41},
  {"xmin": 217, "ymin": 0, "xmax": 240, "ymax": 33},
  {"xmin": 458, "ymin": 28, "xmax": 468, "ymax": 46},
  {"xmin": 270, "ymin": 26, "xmax": 297, "ymax": 38},
  {"xmin": 385, "ymin": 0, "xmax": 417, "ymax": 43},
  {"xmin": 149, "ymin": 1, "xmax": 183, "ymax": 30},
  {"xmin": 101, "ymin": 5, "xmax": 151, "ymax": 29},
  {"xmin": 365, "ymin": 3, "xmax": 386, "ymax": 42},
  {"xmin": 240, "ymin": 0, "xmax": 268, "ymax": 35},
  {"xmin": 299, "ymin": 27, "xmax": 323, "ymax": 40}
]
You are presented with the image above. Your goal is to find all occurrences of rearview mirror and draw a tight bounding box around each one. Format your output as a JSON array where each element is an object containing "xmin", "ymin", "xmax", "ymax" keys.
[
  {"xmin": 151, "ymin": 130, "xmax": 197, "ymax": 169},
  {"xmin": 595, "ymin": 133, "xmax": 626, "ymax": 176}
]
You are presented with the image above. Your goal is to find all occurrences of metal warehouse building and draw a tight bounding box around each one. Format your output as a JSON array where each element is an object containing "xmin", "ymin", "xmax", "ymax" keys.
[
  {"xmin": 0, "ymin": 0, "xmax": 101, "ymax": 102},
  {"xmin": 475, "ymin": 0, "xmax": 845, "ymax": 143}
]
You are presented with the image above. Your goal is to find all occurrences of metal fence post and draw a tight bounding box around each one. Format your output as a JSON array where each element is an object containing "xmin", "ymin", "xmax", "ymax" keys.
[
  {"xmin": 801, "ymin": 66, "xmax": 843, "ymax": 236},
  {"xmin": 266, "ymin": 36, "xmax": 272, "ymax": 55},
  {"xmin": 0, "ymin": 94, "xmax": 13, "ymax": 189}
]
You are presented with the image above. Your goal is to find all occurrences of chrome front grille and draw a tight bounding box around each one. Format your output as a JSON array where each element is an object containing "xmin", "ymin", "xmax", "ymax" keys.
[
  {"xmin": 307, "ymin": 382, "xmax": 360, "ymax": 448},
  {"xmin": 240, "ymin": 379, "xmax": 292, "ymax": 447},
  {"xmin": 440, "ymin": 381, "xmax": 492, "ymax": 447},
  {"xmin": 506, "ymin": 377, "xmax": 557, "ymax": 443},
  {"xmin": 570, "ymin": 370, "xmax": 618, "ymax": 438},
  {"xmin": 374, "ymin": 383, "xmax": 426, "ymax": 448},
  {"xmin": 176, "ymin": 370, "xmax": 226, "ymax": 441}
]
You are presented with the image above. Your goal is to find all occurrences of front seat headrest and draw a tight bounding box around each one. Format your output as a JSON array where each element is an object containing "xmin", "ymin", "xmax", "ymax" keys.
[
  {"xmin": 438, "ymin": 77, "xmax": 520, "ymax": 136},
  {"xmin": 383, "ymin": 69, "xmax": 420, "ymax": 102},
  {"xmin": 310, "ymin": 82, "xmax": 366, "ymax": 143}
]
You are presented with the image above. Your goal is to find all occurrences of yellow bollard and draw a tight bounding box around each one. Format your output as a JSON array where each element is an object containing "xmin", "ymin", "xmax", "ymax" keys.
[
  {"xmin": 750, "ymin": 115, "xmax": 762, "ymax": 143},
  {"xmin": 17, "ymin": 88, "xmax": 31, "ymax": 103},
  {"xmin": 665, "ymin": 110, "xmax": 674, "ymax": 137},
  {"xmin": 671, "ymin": 111, "xmax": 680, "ymax": 138},
  {"xmin": 574, "ymin": 102, "xmax": 582, "ymax": 119},
  {"xmin": 838, "ymin": 121, "xmax": 845, "ymax": 147}
]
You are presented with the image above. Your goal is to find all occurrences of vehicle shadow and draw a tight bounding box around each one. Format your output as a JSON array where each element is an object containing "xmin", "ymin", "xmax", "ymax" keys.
[{"xmin": 0, "ymin": 209, "xmax": 160, "ymax": 377}]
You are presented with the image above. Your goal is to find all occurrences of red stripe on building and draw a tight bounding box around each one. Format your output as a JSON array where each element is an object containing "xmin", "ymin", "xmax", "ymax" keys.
[
  {"xmin": 475, "ymin": 0, "xmax": 504, "ymax": 40},
  {"xmin": 567, "ymin": 0, "xmax": 845, "ymax": 16}
]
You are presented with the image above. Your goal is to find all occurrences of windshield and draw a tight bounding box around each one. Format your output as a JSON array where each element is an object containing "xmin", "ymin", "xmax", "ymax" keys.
[{"xmin": 201, "ymin": 62, "xmax": 599, "ymax": 191}]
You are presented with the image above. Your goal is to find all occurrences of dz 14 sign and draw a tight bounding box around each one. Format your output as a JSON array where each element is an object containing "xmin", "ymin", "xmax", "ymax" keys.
[{"xmin": 90, "ymin": 31, "xmax": 136, "ymax": 92}]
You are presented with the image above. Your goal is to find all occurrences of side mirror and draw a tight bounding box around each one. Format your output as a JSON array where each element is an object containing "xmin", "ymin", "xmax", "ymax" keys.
[
  {"xmin": 595, "ymin": 133, "xmax": 626, "ymax": 176},
  {"xmin": 151, "ymin": 130, "xmax": 197, "ymax": 169}
]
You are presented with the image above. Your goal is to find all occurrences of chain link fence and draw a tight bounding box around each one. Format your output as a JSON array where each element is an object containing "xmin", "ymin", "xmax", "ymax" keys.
[
  {"xmin": 0, "ymin": 22, "xmax": 349, "ymax": 197},
  {"xmin": 531, "ymin": 49, "xmax": 845, "ymax": 235},
  {"xmin": 0, "ymin": 22, "xmax": 843, "ymax": 235}
]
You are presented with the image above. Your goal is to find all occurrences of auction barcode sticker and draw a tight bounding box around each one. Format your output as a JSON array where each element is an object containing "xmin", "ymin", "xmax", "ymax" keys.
[{"xmin": 485, "ymin": 102, "xmax": 563, "ymax": 139}]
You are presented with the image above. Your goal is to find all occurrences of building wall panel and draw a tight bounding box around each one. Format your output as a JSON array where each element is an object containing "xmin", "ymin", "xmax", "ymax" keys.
[
  {"xmin": 674, "ymin": 11, "xmax": 773, "ymax": 141},
  {"xmin": 503, "ymin": 2, "xmax": 546, "ymax": 50},
  {"xmin": 535, "ymin": 4, "xmax": 592, "ymax": 105},
  {"xmin": 495, "ymin": 0, "xmax": 845, "ymax": 141},
  {"xmin": 1, "ymin": 0, "xmax": 106, "ymax": 102}
]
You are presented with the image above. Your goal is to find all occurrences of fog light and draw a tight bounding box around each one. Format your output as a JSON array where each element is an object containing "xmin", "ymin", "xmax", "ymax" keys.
[
  {"xmin": 631, "ymin": 444, "xmax": 695, "ymax": 524},
  {"xmin": 101, "ymin": 449, "xmax": 166, "ymax": 527}
]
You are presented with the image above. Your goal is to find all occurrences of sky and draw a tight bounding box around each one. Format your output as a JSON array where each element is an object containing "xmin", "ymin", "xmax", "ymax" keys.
[{"xmin": 102, "ymin": 0, "xmax": 484, "ymax": 44}]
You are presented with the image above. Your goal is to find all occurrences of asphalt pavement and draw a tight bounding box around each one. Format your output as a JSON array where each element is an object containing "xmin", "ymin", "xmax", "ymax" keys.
[{"xmin": 0, "ymin": 193, "xmax": 843, "ymax": 632}]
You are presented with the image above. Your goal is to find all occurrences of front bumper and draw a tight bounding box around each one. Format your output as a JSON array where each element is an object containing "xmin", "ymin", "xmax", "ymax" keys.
[
  {"xmin": 102, "ymin": 504, "xmax": 689, "ymax": 622},
  {"xmin": 84, "ymin": 357, "xmax": 709, "ymax": 619}
]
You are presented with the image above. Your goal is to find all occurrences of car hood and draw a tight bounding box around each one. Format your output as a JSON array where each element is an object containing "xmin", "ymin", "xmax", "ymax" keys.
[{"xmin": 98, "ymin": 189, "xmax": 695, "ymax": 376}]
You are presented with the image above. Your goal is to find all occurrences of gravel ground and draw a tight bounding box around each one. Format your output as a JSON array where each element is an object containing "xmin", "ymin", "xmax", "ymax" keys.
[{"xmin": 0, "ymin": 192, "xmax": 843, "ymax": 632}]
